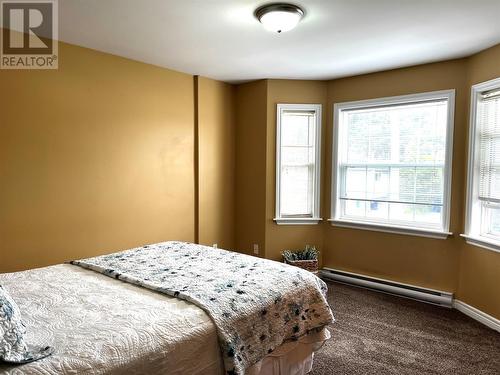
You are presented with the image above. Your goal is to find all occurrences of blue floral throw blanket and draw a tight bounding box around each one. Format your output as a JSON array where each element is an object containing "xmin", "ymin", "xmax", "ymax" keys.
[{"xmin": 71, "ymin": 241, "xmax": 334, "ymax": 375}]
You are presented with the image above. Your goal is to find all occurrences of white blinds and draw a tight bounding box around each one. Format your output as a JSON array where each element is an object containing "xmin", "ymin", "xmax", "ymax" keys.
[
  {"xmin": 478, "ymin": 91, "xmax": 500, "ymax": 203},
  {"xmin": 339, "ymin": 99, "xmax": 449, "ymax": 225},
  {"xmin": 280, "ymin": 110, "xmax": 316, "ymax": 217}
]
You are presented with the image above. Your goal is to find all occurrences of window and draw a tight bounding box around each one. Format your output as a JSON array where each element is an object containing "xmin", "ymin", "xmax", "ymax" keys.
[
  {"xmin": 330, "ymin": 90, "xmax": 455, "ymax": 238},
  {"xmin": 464, "ymin": 77, "xmax": 500, "ymax": 253},
  {"xmin": 275, "ymin": 104, "xmax": 322, "ymax": 225}
]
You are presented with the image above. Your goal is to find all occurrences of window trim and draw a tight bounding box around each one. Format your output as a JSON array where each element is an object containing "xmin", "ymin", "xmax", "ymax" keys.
[
  {"xmin": 330, "ymin": 90, "xmax": 456, "ymax": 239},
  {"xmin": 463, "ymin": 77, "xmax": 500, "ymax": 252},
  {"xmin": 274, "ymin": 103, "xmax": 322, "ymax": 225}
]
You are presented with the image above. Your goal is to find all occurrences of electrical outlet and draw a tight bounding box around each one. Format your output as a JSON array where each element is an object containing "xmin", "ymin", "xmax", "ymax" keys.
[
  {"xmin": 253, "ymin": 244, "xmax": 259, "ymax": 255},
  {"xmin": 213, "ymin": 243, "xmax": 218, "ymax": 249}
]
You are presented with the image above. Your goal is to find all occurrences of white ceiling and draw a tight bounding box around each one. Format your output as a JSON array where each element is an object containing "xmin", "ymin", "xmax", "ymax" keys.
[{"xmin": 58, "ymin": 0, "xmax": 500, "ymax": 83}]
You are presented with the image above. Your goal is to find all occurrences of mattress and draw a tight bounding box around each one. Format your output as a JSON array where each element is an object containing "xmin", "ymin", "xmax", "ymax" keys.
[{"xmin": 0, "ymin": 264, "xmax": 329, "ymax": 374}]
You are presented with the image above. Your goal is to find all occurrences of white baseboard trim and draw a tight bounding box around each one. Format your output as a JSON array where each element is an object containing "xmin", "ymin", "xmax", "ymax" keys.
[{"xmin": 453, "ymin": 300, "xmax": 500, "ymax": 333}]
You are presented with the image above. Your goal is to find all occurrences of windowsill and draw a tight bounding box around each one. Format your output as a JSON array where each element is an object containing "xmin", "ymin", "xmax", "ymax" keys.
[
  {"xmin": 274, "ymin": 217, "xmax": 323, "ymax": 225},
  {"xmin": 328, "ymin": 218, "xmax": 452, "ymax": 239},
  {"xmin": 460, "ymin": 234, "xmax": 500, "ymax": 254}
]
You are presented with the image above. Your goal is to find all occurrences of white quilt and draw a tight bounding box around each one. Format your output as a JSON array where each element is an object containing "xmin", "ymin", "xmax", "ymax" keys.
[{"xmin": 0, "ymin": 264, "xmax": 224, "ymax": 375}]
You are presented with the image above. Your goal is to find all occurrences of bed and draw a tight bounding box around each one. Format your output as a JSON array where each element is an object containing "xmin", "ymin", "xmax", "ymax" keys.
[{"xmin": 0, "ymin": 242, "xmax": 334, "ymax": 375}]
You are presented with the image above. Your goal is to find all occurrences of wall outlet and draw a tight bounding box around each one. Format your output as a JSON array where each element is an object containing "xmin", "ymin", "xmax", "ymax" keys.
[
  {"xmin": 253, "ymin": 244, "xmax": 259, "ymax": 255},
  {"xmin": 212, "ymin": 243, "xmax": 218, "ymax": 249}
]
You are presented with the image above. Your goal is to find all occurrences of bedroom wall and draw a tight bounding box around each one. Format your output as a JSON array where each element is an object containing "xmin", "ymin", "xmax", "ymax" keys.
[
  {"xmin": 235, "ymin": 63, "xmax": 468, "ymax": 292},
  {"xmin": 234, "ymin": 80, "xmax": 268, "ymax": 255},
  {"xmin": 197, "ymin": 77, "xmax": 236, "ymax": 250},
  {"xmin": 0, "ymin": 38, "xmax": 234, "ymax": 273},
  {"xmin": 233, "ymin": 47, "xmax": 500, "ymax": 318},
  {"xmin": 323, "ymin": 59, "xmax": 468, "ymax": 293},
  {"xmin": 456, "ymin": 44, "xmax": 500, "ymax": 318},
  {"xmin": 264, "ymin": 80, "xmax": 328, "ymax": 261},
  {"xmin": 1, "ymin": 29, "xmax": 497, "ymax": 318}
]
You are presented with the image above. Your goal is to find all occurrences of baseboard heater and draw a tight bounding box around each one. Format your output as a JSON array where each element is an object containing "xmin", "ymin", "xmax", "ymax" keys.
[{"xmin": 320, "ymin": 267, "xmax": 453, "ymax": 308}]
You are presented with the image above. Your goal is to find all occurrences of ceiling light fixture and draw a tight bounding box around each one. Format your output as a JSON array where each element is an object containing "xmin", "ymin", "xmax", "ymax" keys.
[{"xmin": 255, "ymin": 3, "xmax": 304, "ymax": 33}]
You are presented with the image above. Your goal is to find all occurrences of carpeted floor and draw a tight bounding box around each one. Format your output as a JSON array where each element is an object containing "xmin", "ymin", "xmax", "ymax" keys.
[{"xmin": 311, "ymin": 281, "xmax": 500, "ymax": 375}]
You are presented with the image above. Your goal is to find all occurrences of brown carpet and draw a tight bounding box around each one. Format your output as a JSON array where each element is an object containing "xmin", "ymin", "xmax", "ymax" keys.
[{"xmin": 311, "ymin": 281, "xmax": 500, "ymax": 375}]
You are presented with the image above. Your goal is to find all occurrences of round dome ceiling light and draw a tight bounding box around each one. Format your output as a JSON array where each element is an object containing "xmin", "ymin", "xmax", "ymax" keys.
[{"xmin": 255, "ymin": 3, "xmax": 304, "ymax": 33}]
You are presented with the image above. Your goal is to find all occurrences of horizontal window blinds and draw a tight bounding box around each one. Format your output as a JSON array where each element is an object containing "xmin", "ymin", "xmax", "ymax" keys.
[
  {"xmin": 339, "ymin": 99, "xmax": 449, "ymax": 225},
  {"xmin": 280, "ymin": 110, "xmax": 316, "ymax": 217},
  {"xmin": 478, "ymin": 92, "xmax": 500, "ymax": 203}
]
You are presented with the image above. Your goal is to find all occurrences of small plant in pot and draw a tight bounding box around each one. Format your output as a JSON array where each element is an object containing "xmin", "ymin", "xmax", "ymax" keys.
[{"xmin": 282, "ymin": 245, "xmax": 319, "ymax": 274}]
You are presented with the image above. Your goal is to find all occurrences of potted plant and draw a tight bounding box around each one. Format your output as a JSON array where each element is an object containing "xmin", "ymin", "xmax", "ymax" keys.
[{"xmin": 282, "ymin": 245, "xmax": 319, "ymax": 274}]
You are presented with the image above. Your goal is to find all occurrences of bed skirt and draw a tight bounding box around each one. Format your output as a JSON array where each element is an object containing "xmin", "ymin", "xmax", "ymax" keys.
[{"xmin": 248, "ymin": 328, "xmax": 330, "ymax": 375}]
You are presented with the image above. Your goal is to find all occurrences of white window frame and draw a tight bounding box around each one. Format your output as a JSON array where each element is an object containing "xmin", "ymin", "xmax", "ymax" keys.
[
  {"xmin": 462, "ymin": 77, "xmax": 500, "ymax": 253},
  {"xmin": 274, "ymin": 103, "xmax": 322, "ymax": 225},
  {"xmin": 329, "ymin": 90, "xmax": 455, "ymax": 239}
]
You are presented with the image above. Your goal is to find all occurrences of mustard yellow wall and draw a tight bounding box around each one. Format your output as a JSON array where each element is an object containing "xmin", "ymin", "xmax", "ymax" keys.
[
  {"xmin": 1, "ymin": 29, "xmax": 497, "ymax": 319},
  {"xmin": 197, "ymin": 76, "xmax": 236, "ymax": 249},
  {"xmin": 234, "ymin": 47, "xmax": 500, "ymax": 318},
  {"xmin": 456, "ymin": 44, "xmax": 500, "ymax": 318},
  {"xmin": 253, "ymin": 65, "xmax": 469, "ymax": 293},
  {"xmin": 235, "ymin": 81, "xmax": 268, "ymax": 255},
  {"xmin": 265, "ymin": 80, "xmax": 328, "ymax": 261},
  {"xmin": 323, "ymin": 59, "xmax": 468, "ymax": 293},
  {"xmin": 0, "ymin": 40, "xmax": 234, "ymax": 273}
]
